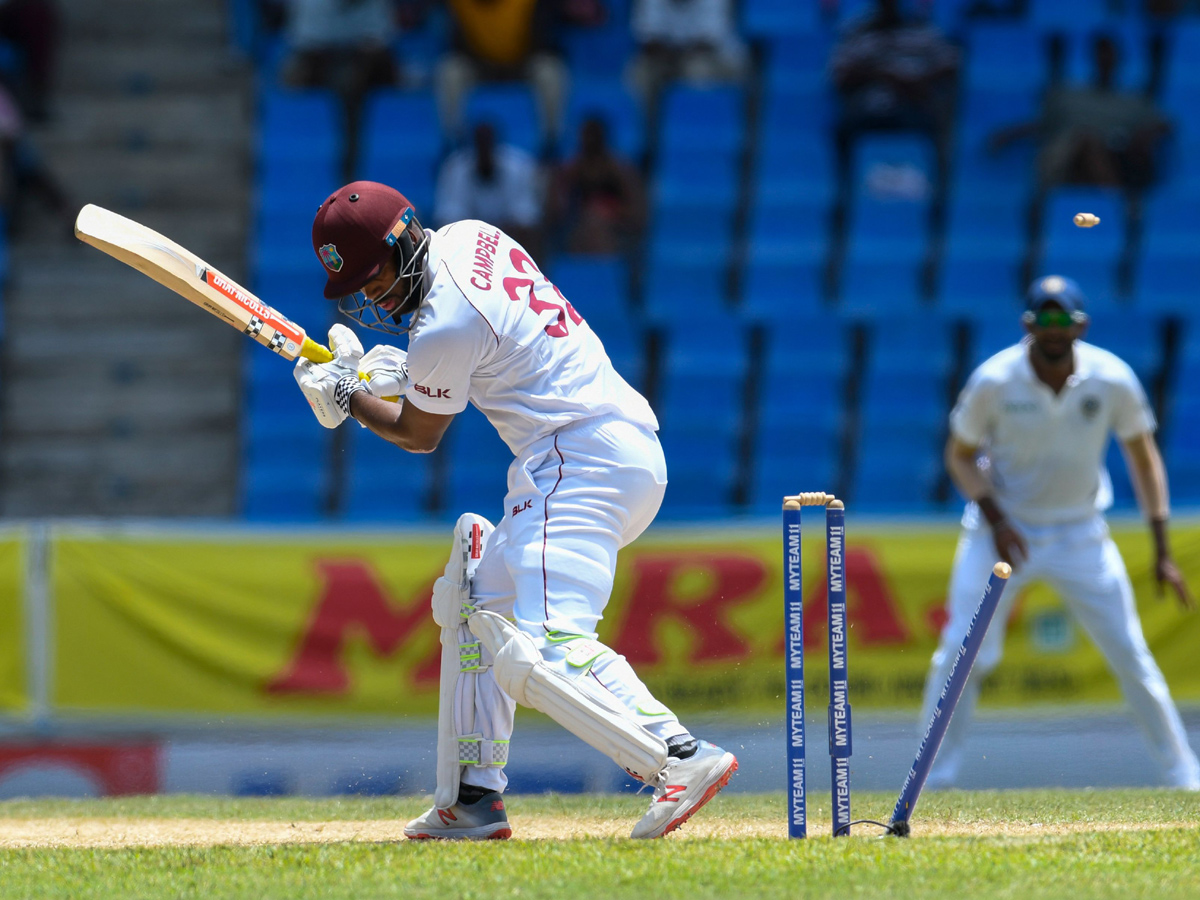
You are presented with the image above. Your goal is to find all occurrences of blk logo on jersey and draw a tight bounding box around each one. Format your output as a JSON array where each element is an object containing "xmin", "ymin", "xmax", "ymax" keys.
[
  {"xmin": 512, "ymin": 499, "xmax": 533, "ymax": 517},
  {"xmin": 413, "ymin": 384, "xmax": 451, "ymax": 399},
  {"xmin": 1080, "ymin": 396, "xmax": 1102, "ymax": 420}
]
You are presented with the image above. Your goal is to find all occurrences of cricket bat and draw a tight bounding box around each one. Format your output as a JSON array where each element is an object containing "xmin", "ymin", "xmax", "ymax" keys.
[{"xmin": 74, "ymin": 203, "xmax": 335, "ymax": 364}]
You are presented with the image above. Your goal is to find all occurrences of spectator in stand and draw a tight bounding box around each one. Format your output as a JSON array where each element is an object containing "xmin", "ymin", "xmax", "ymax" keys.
[
  {"xmin": 437, "ymin": 0, "xmax": 597, "ymax": 153},
  {"xmin": 547, "ymin": 115, "xmax": 643, "ymax": 256},
  {"xmin": 0, "ymin": 0, "xmax": 61, "ymax": 122},
  {"xmin": 272, "ymin": 0, "xmax": 399, "ymax": 135},
  {"xmin": 627, "ymin": 0, "xmax": 746, "ymax": 114},
  {"xmin": 0, "ymin": 82, "xmax": 72, "ymax": 239},
  {"xmin": 829, "ymin": 0, "xmax": 960, "ymax": 205},
  {"xmin": 824, "ymin": 0, "xmax": 959, "ymax": 298},
  {"xmin": 434, "ymin": 121, "xmax": 543, "ymax": 254},
  {"xmin": 990, "ymin": 35, "xmax": 1171, "ymax": 196}
]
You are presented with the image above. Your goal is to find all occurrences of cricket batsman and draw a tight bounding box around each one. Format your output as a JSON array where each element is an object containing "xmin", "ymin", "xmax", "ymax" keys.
[
  {"xmin": 292, "ymin": 181, "xmax": 738, "ymax": 839},
  {"xmin": 921, "ymin": 275, "xmax": 1200, "ymax": 790}
]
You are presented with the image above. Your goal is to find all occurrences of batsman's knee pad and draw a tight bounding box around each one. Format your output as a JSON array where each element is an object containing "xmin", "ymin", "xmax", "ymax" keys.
[
  {"xmin": 467, "ymin": 610, "xmax": 668, "ymax": 780},
  {"xmin": 434, "ymin": 513, "xmax": 508, "ymax": 809}
]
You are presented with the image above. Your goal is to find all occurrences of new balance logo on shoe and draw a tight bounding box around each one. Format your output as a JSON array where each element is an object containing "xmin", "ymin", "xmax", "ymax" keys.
[
  {"xmin": 657, "ymin": 785, "xmax": 686, "ymax": 803},
  {"xmin": 437, "ymin": 808, "xmax": 458, "ymax": 825},
  {"xmin": 491, "ymin": 800, "xmax": 505, "ymax": 812}
]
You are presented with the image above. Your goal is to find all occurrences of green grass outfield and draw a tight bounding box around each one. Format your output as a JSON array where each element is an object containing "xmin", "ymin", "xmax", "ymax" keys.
[{"xmin": 1, "ymin": 790, "xmax": 1198, "ymax": 900}]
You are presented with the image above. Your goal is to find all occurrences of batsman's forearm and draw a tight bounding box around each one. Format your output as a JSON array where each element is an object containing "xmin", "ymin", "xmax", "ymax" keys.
[{"xmin": 349, "ymin": 392, "xmax": 432, "ymax": 453}]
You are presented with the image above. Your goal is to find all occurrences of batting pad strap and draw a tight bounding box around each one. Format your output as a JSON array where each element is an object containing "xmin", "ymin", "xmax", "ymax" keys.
[
  {"xmin": 468, "ymin": 610, "xmax": 668, "ymax": 780},
  {"xmin": 460, "ymin": 640, "xmax": 484, "ymax": 672},
  {"xmin": 457, "ymin": 735, "xmax": 510, "ymax": 767}
]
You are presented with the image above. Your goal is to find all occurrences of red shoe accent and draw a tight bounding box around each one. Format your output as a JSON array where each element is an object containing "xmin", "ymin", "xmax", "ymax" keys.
[
  {"xmin": 486, "ymin": 827, "xmax": 513, "ymax": 840},
  {"xmin": 437, "ymin": 808, "xmax": 458, "ymax": 825},
  {"xmin": 657, "ymin": 784, "xmax": 687, "ymax": 803},
  {"xmin": 658, "ymin": 756, "xmax": 739, "ymax": 837},
  {"xmin": 491, "ymin": 800, "xmax": 505, "ymax": 812}
]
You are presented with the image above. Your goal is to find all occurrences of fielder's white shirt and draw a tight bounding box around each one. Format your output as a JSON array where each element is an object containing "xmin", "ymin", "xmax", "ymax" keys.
[
  {"xmin": 952, "ymin": 340, "xmax": 1155, "ymax": 526},
  {"xmin": 403, "ymin": 221, "xmax": 658, "ymax": 454}
]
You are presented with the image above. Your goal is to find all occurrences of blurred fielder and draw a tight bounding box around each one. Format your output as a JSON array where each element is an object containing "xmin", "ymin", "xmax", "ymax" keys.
[
  {"xmin": 921, "ymin": 275, "xmax": 1199, "ymax": 790},
  {"xmin": 293, "ymin": 181, "xmax": 738, "ymax": 839}
]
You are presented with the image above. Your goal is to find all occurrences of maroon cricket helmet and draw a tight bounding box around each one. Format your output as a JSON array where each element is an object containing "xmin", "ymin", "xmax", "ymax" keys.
[{"xmin": 311, "ymin": 181, "xmax": 418, "ymax": 299}]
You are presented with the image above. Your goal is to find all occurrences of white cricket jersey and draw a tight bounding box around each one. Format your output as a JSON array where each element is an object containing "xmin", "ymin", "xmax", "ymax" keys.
[
  {"xmin": 402, "ymin": 220, "xmax": 658, "ymax": 454},
  {"xmin": 952, "ymin": 339, "xmax": 1155, "ymax": 526}
]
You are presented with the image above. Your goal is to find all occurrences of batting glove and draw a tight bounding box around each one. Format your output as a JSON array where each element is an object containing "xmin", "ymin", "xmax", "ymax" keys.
[
  {"xmin": 328, "ymin": 323, "xmax": 365, "ymax": 369},
  {"xmin": 294, "ymin": 357, "xmax": 363, "ymax": 429},
  {"xmin": 360, "ymin": 343, "xmax": 409, "ymax": 400}
]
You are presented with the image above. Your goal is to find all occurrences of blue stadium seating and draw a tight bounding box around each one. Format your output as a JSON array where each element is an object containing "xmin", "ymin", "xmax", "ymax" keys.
[
  {"xmin": 840, "ymin": 245, "xmax": 925, "ymax": 314},
  {"xmin": 356, "ymin": 90, "xmax": 442, "ymax": 217},
  {"xmin": 741, "ymin": 244, "xmax": 825, "ymax": 319},
  {"xmin": 869, "ymin": 316, "xmax": 954, "ymax": 374},
  {"xmin": 659, "ymin": 86, "xmax": 745, "ymax": 155},
  {"xmin": 742, "ymin": 0, "xmax": 818, "ymax": 38},
  {"xmin": 561, "ymin": 80, "xmax": 643, "ymax": 159},
  {"xmin": 258, "ymin": 89, "xmax": 342, "ymax": 161},
  {"xmin": 1080, "ymin": 311, "xmax": 1162, "ymax": 385},
  {"xmin": 442, "ymin": 406, "xmax": 514, "ymax": 521},
  {"xmin": 562, "ymin": 26, "xmax": 636, "ymax": 81},
  {"xmin": 463, "ymin": 85, "xmax": 541, "ymax": 154},
  {"xmin": 341, "ymin": 425, "xmax": 433, "ymax": 520},
  {"xmin": 1162, "ymin": 23, "xmax": 1200, "ymax": 92},
  {"xmin": 966, "ymin": 24, "xmax": 1049, "ymax": 91},
  {"xmin": 1134, "ymin": 245, "xmax": 1200, "ymax": 314},
  {"xmin": 1029, "ymin": 0, "xmax": 1111, "ymax": 32}
]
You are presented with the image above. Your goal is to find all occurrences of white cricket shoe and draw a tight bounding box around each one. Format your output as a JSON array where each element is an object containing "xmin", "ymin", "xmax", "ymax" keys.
[
  {"xmin": 630, "ymin": 741, "xmax": 738, "ymax": 839},
  {"xmin": 404, "ymin": 791, "xmax": 512, "ymax": 840}
]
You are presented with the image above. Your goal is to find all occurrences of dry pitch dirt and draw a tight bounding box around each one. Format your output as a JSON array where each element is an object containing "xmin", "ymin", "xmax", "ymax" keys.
[{"xmin": 0, "ymin": 815, "xmax": 1192, "ymax": 848}]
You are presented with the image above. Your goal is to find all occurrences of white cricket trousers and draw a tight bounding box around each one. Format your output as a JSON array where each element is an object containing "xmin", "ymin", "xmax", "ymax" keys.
[
  {"xmin": 921, "ymin": 514, "xmax": 1200, "ymax": 789},
  {"xmin": 458, "ymin": 414, "xmax": 688, "ymax": 793}
]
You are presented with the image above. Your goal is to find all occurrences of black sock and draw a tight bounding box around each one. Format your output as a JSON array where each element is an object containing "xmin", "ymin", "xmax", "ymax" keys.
[
  {"xmin": 666, "ymin": 736, "xmax": 698, "ymax": 760},
  {"xmin": 457, "ymin": 782, "xmax": 492, "ymax": 805}
]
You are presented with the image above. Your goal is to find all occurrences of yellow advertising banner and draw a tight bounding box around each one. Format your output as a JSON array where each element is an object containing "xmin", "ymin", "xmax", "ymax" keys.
[
  {"xmin": 0, "ymin": 533, "xmax": 26, "ymax": 712},
  {"xmin": 50, "ymin": 523, "xmax": 1200, "ymax": 718}
]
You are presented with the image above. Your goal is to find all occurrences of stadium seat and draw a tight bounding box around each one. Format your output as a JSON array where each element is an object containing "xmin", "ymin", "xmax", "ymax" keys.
[
  {"xmin": 442, "ymin": 407, "xmax": 513, "ymax": 519},
  {"xmin": 937, "ymin": 243, "xmax": 1026, "ymax": 314},
  {"xmin": 1133, "ymin": 246, "xmax": 1200, "ymax": 314},
  {"xmin": 1162, "ymin": 22, "xmax": 1200, "ymax": 92},
  {"xmin": 548, "ymin": 255, "xmax": 632, "ymax": 324},
  {"xmin": 1029, "ymin": 0, "xmax": 1109, "ymax": 32},
  {"xmin": 355, "ymin": 90, "xmax": 442, "ymax": 215},
  {"xmin": 644, "ymin": 238, "xmax": 733, "ymax": 321},
  {"xmin": 258, "ymin": 89, "xmax": 342, "ymax": 162},
  {"xmin": 659, "ymin": 85, "xmax": 746, "ymax": 155},
  {"xmin": 850, "ymin": 438, "xmax": 944, "ymax": 509},
  {"xmin": 966, "ymin": 25, "xmax": 1050, "ymax": 91},
  {"xmin": 840, "ymin": 246, "xmax": 926, "ymax": 315},
  {"xmin": 561, "ymin": 80, "xmax": 643, "ymax": 159},
  {"xmin": 561, "ymin": 27, "xmax": 636, "ymax": 82},
  {"xmin": 742, "ymin": 0, "xmax": 818, "ymax": 38},
  {"xmin": 342, "ymin": 426, "xmax": 433, "ymax": 519},
  {"xmin": 868, "ymin": 316, "xmax": 954, "ymax": 374},
  {"xmin": 741, "ymin": 243, "xmax": 825, "ymax": 320},
  {"xmin": 463, "ymin": 85, "xmax": 541, "ymax": 154}
]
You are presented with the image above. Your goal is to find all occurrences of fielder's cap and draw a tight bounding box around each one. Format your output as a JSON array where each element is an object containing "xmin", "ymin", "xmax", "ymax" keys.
[
  {"xmin": 312, "ymin": 181, "xmax": 417, "ymax": 299},
  {"xmin": 1026, "ymin": 275, "xmax": 1086, "ymax": 314}
]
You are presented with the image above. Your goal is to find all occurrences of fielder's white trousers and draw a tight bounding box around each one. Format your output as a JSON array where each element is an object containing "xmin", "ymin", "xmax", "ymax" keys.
[
  {"xmin": 921, "ymin": 513, "xmax": 1200, "ymax": 789},
  {"xmin": 459, "ymin": 414, "xmax": 688, "ymax": 793}
]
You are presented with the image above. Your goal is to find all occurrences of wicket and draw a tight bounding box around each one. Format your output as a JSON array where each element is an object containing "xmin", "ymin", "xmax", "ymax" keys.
[
  {"xmin": 887, "ymin": 560, "xmax": 1012, "ymax": 836},
  {"xmin": 782, "ymin": 492, "xmax": 852, "ymax": 839}
]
